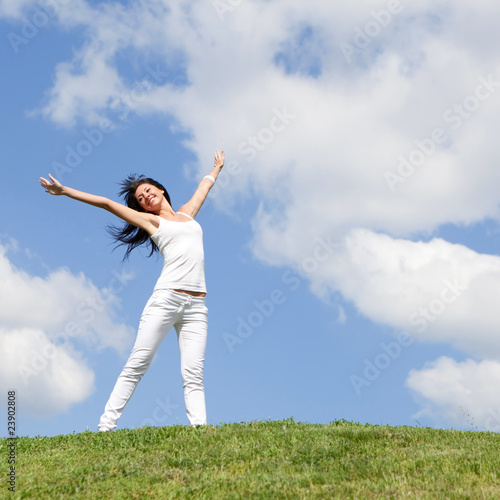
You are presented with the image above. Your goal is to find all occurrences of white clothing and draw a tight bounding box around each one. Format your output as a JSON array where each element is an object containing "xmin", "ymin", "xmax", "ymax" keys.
[
  {"xmin": 98, "ymin": 289, "xmax": 208, "ymax": 431},
  {"xmin": 150, "ymin": 213, "xmax": 206, "ymax": 294}
]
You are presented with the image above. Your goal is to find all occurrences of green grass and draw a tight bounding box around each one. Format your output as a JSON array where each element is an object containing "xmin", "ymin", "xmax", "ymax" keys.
[{"xmin": 3, "ymin": 419, "xmax": 500, "ymax": 499}]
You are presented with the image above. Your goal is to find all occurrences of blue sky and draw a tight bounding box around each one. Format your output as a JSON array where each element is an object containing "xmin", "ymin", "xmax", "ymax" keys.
[{"xmin": 2, "ymin": 0, "xmax": 500, "ymax": 438}]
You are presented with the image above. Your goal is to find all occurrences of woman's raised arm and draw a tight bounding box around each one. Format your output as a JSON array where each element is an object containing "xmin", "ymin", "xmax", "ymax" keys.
[
  {"xmin": 178, "ymin": 150, "xmax": 225, "ymax": 219},
  {"xmin": 39, "ymin": 174, "xmax": 158, "ymax": 235}
]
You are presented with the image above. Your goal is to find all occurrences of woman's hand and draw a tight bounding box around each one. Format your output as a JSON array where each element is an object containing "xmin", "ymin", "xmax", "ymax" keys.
[
  {"xmin": 39, "ymin": 174, "xmax": 64, "ymax": 196},
  {"xmin": 214, "ymin": 150, "xmax": 224, "ymax": 170}
]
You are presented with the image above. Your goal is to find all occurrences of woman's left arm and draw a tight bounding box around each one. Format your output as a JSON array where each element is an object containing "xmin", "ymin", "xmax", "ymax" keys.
[{"xmin": 178, "ymin": 150, "xmax": 224, "ymax": 218}]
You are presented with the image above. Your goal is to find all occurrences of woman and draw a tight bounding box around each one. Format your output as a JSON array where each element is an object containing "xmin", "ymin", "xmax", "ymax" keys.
[{"xmin": 39, "ymin": 150, "xmax": 224, "ymax": 431}]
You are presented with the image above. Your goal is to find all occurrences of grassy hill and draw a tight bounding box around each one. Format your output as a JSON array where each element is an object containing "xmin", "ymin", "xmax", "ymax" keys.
[{"xmin": 3, "ymin": 419, "xmax": 500, "ymax": 499}]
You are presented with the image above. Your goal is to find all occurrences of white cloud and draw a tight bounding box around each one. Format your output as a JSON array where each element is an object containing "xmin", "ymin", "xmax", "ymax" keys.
[
  {"xmin": 307, "ymin": 230, "xmax": 500, "ymax": 430},
  {"xmin": 307, "ymin": 230, "xmax": 500, "ymax": 360},
  {"xmin": 0, "ymin": 328, "xmax": 95, "ymax": 416},
  {"xmin": 0, "ymin": 244, "xmax": 134, "ymax": 353},
  {"xmin": 10, "ymin": 1, "xmax": 500, "ymax": 241},
  {"xmin": 37, "ymin": 55, "xmax": 125, "ymax": 128},
  {"xmin": 96, "ymin": 0, "xmax": 500, "ymax": 247},
  {"xmin": 407, "ymin": 357, "xmax": 500, "ymax": 432},
  {"xmin": 0, "ymin": 243, "xmax": 134, "ymax": 417}
]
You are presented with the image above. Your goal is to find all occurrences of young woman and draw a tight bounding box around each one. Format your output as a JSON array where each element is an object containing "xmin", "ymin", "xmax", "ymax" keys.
[{"xmin": 39, "ymin": 150, "xmax": 224, "ymax": 431}]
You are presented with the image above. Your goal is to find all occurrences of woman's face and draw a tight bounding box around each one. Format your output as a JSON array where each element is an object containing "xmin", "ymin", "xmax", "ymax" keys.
[{"xmin": 135, "ymin": 183, "xmax": 164, "ymax": 212}]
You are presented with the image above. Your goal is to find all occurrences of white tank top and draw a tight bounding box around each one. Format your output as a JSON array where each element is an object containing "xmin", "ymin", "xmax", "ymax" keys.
[{"xmin": 150, "ymin": 213, "xmax": 206, "ymax": 293}]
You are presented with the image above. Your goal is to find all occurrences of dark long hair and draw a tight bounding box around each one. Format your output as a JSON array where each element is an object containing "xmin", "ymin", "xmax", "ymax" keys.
[{"xmin": 107, "ymin": 174, "xmax": 171, "ymax": 260}]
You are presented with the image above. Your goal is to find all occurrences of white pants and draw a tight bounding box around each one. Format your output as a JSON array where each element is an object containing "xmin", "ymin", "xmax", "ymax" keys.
[{"xmin": 98, "ymin": 289, "xmax": 208, "ymax": 431}]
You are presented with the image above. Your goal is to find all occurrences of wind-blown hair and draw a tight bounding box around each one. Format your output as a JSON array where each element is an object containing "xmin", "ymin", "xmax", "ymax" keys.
[{"xmin": 107, "ymin": 174, "xmax": 171, "ymax": 260}]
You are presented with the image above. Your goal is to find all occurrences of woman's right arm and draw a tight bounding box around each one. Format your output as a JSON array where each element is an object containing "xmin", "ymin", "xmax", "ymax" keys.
[{"xmin": 39, "ymin": 174, "xmax": 158, "ymax": 235}]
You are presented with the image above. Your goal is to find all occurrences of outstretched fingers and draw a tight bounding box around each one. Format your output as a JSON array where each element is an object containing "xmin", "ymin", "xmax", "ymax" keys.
[
  {"xmin": 39, "ymin": 176, "xmax": 49, "ymax": 190},
  {"xmin": 39, "ymin": 174, "xmax": 63, "ymax": 195},
  {"xmin": 214, "ymin": 150, "xmax": 225, "ymax": 169}
]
